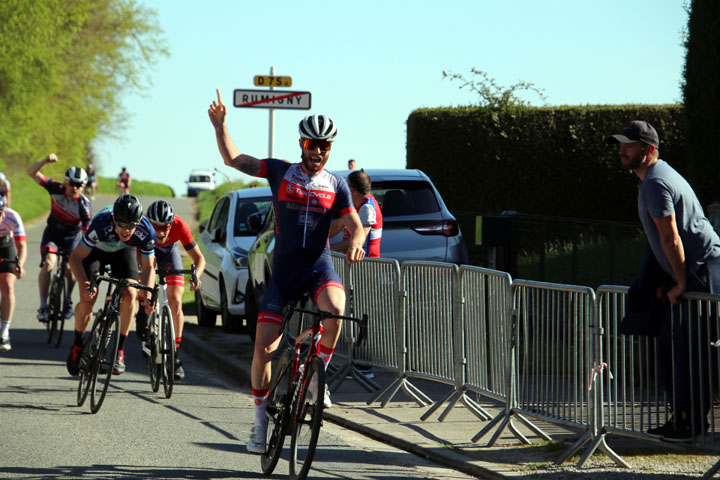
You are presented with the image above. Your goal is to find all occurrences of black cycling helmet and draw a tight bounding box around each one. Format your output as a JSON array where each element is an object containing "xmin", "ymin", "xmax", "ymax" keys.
[
  {"xmin": 298, "ymin": 114, "xmax": 337, "ymax": 142},
  {"xmin": 113, "ymin": 194, "xmax": 143, "ymax": 226},
  {"xmin": 65, "ymin": 167, "xmax": 88, "ymax": 185},
  {"xmin": 146, "ymin": 200, "xmax": 175, "ymax": 226}
]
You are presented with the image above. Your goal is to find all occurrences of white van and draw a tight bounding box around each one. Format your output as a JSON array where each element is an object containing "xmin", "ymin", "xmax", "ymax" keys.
[{"xmin": 186, "ymin": 169, "xmax": 216, "ymax": 197}]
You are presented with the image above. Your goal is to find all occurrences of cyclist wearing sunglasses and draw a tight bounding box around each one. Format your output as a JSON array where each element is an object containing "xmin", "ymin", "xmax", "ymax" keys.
[
  {"xmin": 66, "ymin": 194, "xmax": 157, "ymax": 376},
  {"xmin": 0, "ymin": 196, "xmax": 27, "ymax": 352},
  {"xmin": 27, "ymin": 154, "xmax": 92, "ymax": 323},
  {"xmin": 209, "ymin": 89, "xmax": 366, "ymax": 454},
  {"xmin": 135, "ymin": 200, "xmax": 206, "ymax": 380}
]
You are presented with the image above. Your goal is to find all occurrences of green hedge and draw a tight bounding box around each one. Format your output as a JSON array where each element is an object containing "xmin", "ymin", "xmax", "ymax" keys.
[{"xmin": 407, "ymin": 105, "xmax": 688, "ymax": 223}]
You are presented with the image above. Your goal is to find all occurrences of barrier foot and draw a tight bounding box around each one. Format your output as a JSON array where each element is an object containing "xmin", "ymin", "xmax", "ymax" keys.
[
  {"xmin": 401, "ymin": 379, "xmax": 432, "ymax": 406},
  {"xmin": 583, "ymin": 434, "xmax": 629, "ymax": 469},
  {"xmin": 367, "ymin": 376, "xmax": 404, "ymax": 407},
  {"xmin": 458, "ymin": 392, "xmax": 493, "ymax": 422},
  {"xmin": 508, "ymin": 419, "xmax": 532, "ymax": 445},
  {"xmin": 329, "ymin": 364, "xmax": 379, "ymax": 393},
  {"xmin": 556, "ymin": 431, "xmax": 592, "ymax": 465},
  {"xmin": 515, "ymin": 413, "xmax": 551, "ymax": 441},
  {"xmin": 703, "ymin": 458, "xmax": 720, "ymax": 480},
  {"xmin": 420, "ymin": 390, "xmax": 457, "ymax": 422}
]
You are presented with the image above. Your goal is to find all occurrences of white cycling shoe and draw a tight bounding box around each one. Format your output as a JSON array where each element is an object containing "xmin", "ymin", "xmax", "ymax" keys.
[{"xmin": 247, "ymin": 422, "xmax": 267, "ymax": 454}]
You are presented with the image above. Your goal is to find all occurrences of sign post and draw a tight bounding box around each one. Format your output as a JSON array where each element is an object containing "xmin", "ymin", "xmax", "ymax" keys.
[{"xmin": 233, "ymin": 67, "xmax": 310, "ymax": 158}]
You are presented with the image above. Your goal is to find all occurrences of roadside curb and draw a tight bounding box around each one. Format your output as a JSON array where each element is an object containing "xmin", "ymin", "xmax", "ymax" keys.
[{"xmin": 181, "ymin": 326, "xmax": 252, "ymax": 387}]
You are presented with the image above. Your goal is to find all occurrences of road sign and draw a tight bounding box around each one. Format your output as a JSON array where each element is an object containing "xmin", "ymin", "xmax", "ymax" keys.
[
  {"xmin": 233, "ymin": 89, "xmax": 311, "ymax": 110},
  {"xmin": 253, "ymin": 75, "xmax": 292, "ymax": 87}
]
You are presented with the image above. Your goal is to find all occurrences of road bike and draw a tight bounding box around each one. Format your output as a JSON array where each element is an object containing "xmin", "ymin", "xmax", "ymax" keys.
[
  {"xmin": 261, "ymin": 300, "xmax": 367, "ymax": 480},
  {"xmin": 141, "ymin": 265, "xmax": 197, "ymax": 399},
  {"xmin": 76, "ymin": 273, "xmax": 155, "ymax": 414},
  {"xmin": 40, "ymin": 245, "xmax": 70, "ymax": 348}
]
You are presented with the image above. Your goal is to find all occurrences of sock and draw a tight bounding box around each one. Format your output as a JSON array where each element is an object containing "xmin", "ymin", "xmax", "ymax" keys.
[
  {"xmin": 175, "ymin": 336, "xmax": 182, "ymax": 350},
  {"xmin": 318, "ymin": 344, "xmax": 334, "ymax": 371},
  {"xmin": 252, "ymin": 389, "xmax": 269, "ymax": 426},
  {"xmin": 74, "ymin": 330, "xmax": 85, "ymax": 347},
  {"xmin": 40, "ymin": 293, "xmax": 48, "ymax": 308},
  {"xmin": 118, "ymin": 334, "xmax": 128, "ymax": 351},
  {"xmin": 0, "ymin": 321, "xmax": 9, "ymax": 339}
]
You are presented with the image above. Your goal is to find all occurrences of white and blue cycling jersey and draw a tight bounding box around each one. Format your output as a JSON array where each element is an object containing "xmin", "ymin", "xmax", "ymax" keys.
[{"xmin": 80, "ymin": 207, "xmax": 156, "ymax": 257}]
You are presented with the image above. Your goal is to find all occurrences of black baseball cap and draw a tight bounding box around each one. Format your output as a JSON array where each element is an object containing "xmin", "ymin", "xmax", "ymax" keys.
[{"xmin": 607, "ymin": 120, "xmax": 659, "ymax": 148}]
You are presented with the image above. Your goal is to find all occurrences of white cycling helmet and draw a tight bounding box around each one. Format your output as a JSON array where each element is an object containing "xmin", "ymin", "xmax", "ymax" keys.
[
  {"xmin": 147, "ymin": 200, "xmax": 175, "ymax": 226},
  {"xmin": 298, "ymin": 114, "xmax": 337, "ymax": 142},
  {"xmin": 65, "ymin": 167, "xmax": 88, "ymax": 185}
]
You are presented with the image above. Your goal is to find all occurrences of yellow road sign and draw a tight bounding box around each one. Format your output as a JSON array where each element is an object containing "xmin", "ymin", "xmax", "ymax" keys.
[{"xmin": 253, "ymin": 75, "xmax": 292, "ymax": 87}]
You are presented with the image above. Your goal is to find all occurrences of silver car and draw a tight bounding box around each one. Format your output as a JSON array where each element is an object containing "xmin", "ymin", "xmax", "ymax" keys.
[{"xmin": 196, "ymin": 186, "xmax": 272, "ymax": 332}]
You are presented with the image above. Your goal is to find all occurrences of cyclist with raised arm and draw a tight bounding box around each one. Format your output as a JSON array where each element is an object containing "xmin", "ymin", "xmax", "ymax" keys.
[
  {"xmin": 66, "ymin": 194, "xmax": 156, "ymax": 376},
  {"xmin": 86, "ymin": 164, "xmax": 97, "ymax": 200},
  {"xmin": 208, "ymin": 89, "xmax": 366, "ymax": 454},
  {"xmin": 27, "ymin": 154, "xmax": 92, "ymax": 323},
  {"xmin": 0, "ymin": 197, "xmax": 27, "ymax": 352},
  {"xmin": 137, "ymin": 200, "xmax": 206, "ymax": 380}
]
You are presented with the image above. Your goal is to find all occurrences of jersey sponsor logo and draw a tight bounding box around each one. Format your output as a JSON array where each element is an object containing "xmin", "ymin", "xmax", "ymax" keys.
[{"xmin": 87, "ymin": 230, "xmax": 99, "ymax": 243}]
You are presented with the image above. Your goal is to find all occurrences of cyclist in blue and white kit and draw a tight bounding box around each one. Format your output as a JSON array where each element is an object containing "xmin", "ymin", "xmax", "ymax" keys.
[
  {"xmin": 209, "ymin": 89, "xmax": 366, "ymax": 454},
  {"xmin": 65, "ymin": 194, "xmax": 156, "ymax": 376},
  {"xmin": 27, "ymin": 153, "xmax": 92, "ymax": 322}
]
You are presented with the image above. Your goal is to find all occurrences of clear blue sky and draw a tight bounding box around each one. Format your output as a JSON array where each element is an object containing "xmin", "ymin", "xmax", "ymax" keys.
[{"xmin": 94, "ymin": 0, "xmax": 688, "ymax": 196}]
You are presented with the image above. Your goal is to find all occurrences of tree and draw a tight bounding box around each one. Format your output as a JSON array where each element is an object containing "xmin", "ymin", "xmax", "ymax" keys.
[
  {"xmin": 0, "ymin": 0, "xmax": 168, "ymax": 173},
  {"xmin": 442, "ymin": 68, "xmax": 547, "ymax": 110},
  {"xmin": 681, "ymin": 0, "xmax": 720, "ymax": 204}
]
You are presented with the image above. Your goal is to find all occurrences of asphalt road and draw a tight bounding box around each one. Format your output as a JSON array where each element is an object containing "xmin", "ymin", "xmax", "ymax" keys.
[{"xmin": 0, "ymin": 194, "xmax": 473, "ymax": 480}]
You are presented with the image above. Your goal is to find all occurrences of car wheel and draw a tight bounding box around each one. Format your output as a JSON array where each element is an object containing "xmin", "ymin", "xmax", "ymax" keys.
[
  {"xmin": 220, "ymin": 279, "xmax": 243, "ymax": 333},
  {"xmin": 245, "ymin": 281, "xmax": 258, "ymax": 343},
  {"xmin": 195, "ymin": 290, "xmax": 217, "ymax": 327}
]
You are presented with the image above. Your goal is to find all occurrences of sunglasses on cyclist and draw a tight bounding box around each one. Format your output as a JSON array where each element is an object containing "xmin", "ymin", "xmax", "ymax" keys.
[
  {"xmin": 69, "ymin": 181, "xmax": 85, "ymax": 188},
  {"xmin": 115, "ymin": 220, "xmax": 139, "ymax": 230},
  {"xmin": 301, "ymin": 138, "xmax": 332, "ymax": 151}
]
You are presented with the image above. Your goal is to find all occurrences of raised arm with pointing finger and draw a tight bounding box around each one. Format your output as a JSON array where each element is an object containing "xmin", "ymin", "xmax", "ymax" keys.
[{"xmin": 208, "ymin": 89, "xmax": 262, "ymax": 177}]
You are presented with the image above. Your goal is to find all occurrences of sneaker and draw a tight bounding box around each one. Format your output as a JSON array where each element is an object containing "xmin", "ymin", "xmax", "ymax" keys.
[
  {"xmin": 247, "ymin": 422, "xmax": 267, "ymax": 454},
  {"xmin": 112, "ymin": 350, "xmax": 126, "ymax": 375},
  {"xmin": 0, "ymin": 336, "xmax": 10, "ymax": 352},
  {"xmin": 63, "ymin": 301, "xmax": 74, "ymax": 319},
  {"xmin": 174, "ymin": 359, "xmax": 185, "ymax": 381},
  {"xmin": 37, "ymin": 306, "xmax": 49, "ymax": 323},
  {"xmin": 67, "ymin": 345, "xmax": 82, "ymax": 376},
  {"xmin": 647, "ymin": 418, "xmax": 676, "ymax": 438}
]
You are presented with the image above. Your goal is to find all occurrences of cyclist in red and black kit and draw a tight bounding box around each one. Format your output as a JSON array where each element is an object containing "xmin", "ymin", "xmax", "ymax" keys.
[
  {"xmin": 117, "ymin": 167, "xmax": 131, "ymax": 194},
  {"xmin": 209, "ymin": 89, "xmax": 366, "ymax": 454},
  {"xmin": 136, "ymin": 200, "xmax": 206, "ymax": 380},
  {"xmin": 27, "ymin": 153, "xmax": 92, "ymax": 323}
]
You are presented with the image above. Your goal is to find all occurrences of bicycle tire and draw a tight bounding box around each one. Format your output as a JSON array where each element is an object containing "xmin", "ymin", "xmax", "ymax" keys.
[
  {"xmin": 146, "ymin": 312, "xmax": 161, "ymax": 393},
  {"xmin": 261, "ymin": 347, "xmax": 294, "ymax": 475},
  {"xmin": 160, "ymin": 304, "xmax": 175, "ymax": 398},
  {"xmin": 46, "ymin": 273, "xmax": 62, "ymax": 345},
  {"xmin": 90, "ymin": 311, "xmax": 120, "ymax": 414},
  {"xmin": 289, "ymin": 356, "xmax": 325, "ymax": 480},
  {"xmin": 51, "ymin": 272, "xmax": 66, "ymax": 348},
  {"xmin": 76, "ymin": 309, "xmax": 103, "ymax": 407}
]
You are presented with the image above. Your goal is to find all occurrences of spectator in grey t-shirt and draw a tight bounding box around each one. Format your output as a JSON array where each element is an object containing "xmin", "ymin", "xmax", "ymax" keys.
[{"xmin": 608, "ymin": 120, "xmax": 720, "ymax": 441}]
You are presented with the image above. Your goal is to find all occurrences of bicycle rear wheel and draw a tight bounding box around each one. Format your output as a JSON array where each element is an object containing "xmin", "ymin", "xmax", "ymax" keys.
[
  {"xmin": 77, "ymin": 309, "xmax": 103, "ymax": 407},
  {"xmin": 90, "ymin": 311, "xmax": 120, "ymax": 414},
  {"xmin": 46, "ymin": 273, "xmax": 65, "ymax": 347},
  {"xmin": 289, "ymin": 356, "xmax": 325, "ymax": 480},
  {"xmin": 261, "ymin": 347, "xmax": 294, "ymax": 475},
  {"xmin": 160, "ymin": 305, "xmax": 175, "ymax": 398}
]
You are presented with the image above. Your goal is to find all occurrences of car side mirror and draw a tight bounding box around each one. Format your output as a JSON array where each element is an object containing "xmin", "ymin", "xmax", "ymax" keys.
[
  {"xmin": 199, "ymin": 219, "xmax": 208, "ymax": 234},
  {"xmin": 247, "ymin": 212, "xmax": 263, "ymax": 232}
]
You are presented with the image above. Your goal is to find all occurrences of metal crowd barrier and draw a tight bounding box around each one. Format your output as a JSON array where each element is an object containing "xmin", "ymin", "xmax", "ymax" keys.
[{"xmin": 421, "ymin": 265, "xmax": 512, "ymax": 423}]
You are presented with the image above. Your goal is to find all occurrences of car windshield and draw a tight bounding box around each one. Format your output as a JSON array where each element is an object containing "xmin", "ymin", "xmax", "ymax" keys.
[
  {"xmin": 234, "ymin": 197, "xmax": 272, "ymax": 236},
  {"xmin": 190, "ymin": 175, "xmax": 211, "ymax": 182},
  {"xmin": 371, "ymin": 181, "xmax": 440, "ymax": 217}
]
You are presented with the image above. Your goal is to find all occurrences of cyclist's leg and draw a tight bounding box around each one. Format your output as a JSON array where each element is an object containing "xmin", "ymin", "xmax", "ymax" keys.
[
  {"xmin": 62, "ymin": 234, "xmax": 83, "ymax": 306},
  {"xmin": 38, "ymin": 231, "xmax": 58, "ymax": 317},
  {"xmin": 311, "ymin": 266, "xmax": 345, "ymax": 360},
  {"xmin": 110, "ymin": 248, "xmax": 139, "ymax": 374},
  {"xmin": 67, "ymin": 250, "xmax": 101, "ymax": 375},
  {"xmin": 0, "ymin": 240, "xmax": 18, "ymax": 349},
  {"xmin": 158, "ymin": 246, "xmax": 186, "ymax": 378}
]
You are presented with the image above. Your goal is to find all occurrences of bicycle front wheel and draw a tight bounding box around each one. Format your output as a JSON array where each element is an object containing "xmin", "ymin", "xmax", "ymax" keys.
[
  {"xmin": 77, "ymin": 309, "xmax": 103, "ymax": 407},
  {"xmin": 261, "ymin": 347, "xmax": 294, "ymax": 475},
  {"xmin": 90, "ymin": 311, "xmax": 120, "ymax": 414},
  {"xmin": 160, "ymin": 305, "xmax": 175, "ymax": 399},
  {"xmin": 289, "ymin": 356, "xmax": 325, "ymax": 480},
  {"xmin": 146, "ymin": 312, "xmax": 160, "ymax": 393},
  {"xmin": 46, "ymin": 273, "xmax": 65, "ymax": 347}
]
